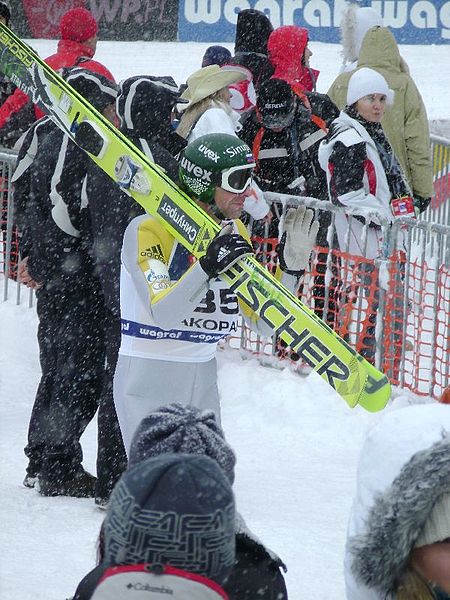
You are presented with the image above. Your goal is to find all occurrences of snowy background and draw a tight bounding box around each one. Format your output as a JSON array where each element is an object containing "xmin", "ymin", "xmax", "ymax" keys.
[{"xmin": 0, "ymin": 38, "xmax": 449, "ymax": 599}]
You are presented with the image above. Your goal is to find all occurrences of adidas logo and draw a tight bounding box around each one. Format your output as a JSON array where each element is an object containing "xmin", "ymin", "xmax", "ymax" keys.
[
  {"xmin": 217, "ymin": 246, "xmax": 230, "ymax": 262},
  {"xmin": 140, "ymin": 244, "xmax": 164, "ymax": 261}
]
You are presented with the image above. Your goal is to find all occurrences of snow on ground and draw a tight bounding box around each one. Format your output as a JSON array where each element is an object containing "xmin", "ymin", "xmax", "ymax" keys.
[
  {"xmin": 0, "ymin": 290, "xmax": 408, "ymax": 600},
  {"xmin": 0, "ymin": 38, "xmax": 447, "ymax": 599}
]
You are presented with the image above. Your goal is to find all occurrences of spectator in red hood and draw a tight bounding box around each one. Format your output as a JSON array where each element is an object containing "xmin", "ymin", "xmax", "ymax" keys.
[
  {"xmin": 267, "ymin": 25, "xmax": 319, "ymax": 91},
  {"xmin": 0, "ymin": 7, "xmax": 114, "ymax": 135}
]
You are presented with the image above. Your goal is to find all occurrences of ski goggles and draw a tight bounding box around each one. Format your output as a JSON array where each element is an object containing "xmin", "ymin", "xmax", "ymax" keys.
[
  {"xmin": 261, "ymin": 106, "xmax": 296, "ymax": 130},
  {"xmin": 219, "ymin": 163, "xmax": 255, "ymax": 194}
]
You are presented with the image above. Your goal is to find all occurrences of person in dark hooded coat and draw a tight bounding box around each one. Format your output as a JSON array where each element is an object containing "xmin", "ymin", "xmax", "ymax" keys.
[
  {"xmin": 20, "ymin": 68, "xmax": 118, "ymax": 498},
  {"xmin": 230, "ymin": 8, "xmax": 274, "ymax": 91},
  {"xmin": 83, "ymin": 75, "xmax": 187, "ymax": 506},
  {"xmin": 240, "ymin": 78, "xmax": 339, "ymax": 324}
]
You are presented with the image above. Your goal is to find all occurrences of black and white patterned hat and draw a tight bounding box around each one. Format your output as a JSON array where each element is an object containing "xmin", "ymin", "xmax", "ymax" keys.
[{"xmin": 103, "ymin": 454, "xmax": 235, "ymax": 585}]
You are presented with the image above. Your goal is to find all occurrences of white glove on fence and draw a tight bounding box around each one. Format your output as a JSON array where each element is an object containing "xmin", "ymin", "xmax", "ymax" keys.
[{"xmin": 279, "ymin": 206, "xmax": 319, "ymax": 273}]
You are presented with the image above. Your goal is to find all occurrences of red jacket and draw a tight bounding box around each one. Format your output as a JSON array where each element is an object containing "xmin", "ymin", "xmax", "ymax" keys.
[
  {"xmin": 0, "ymin": 39, "xmax": 115, "ymax": 128},
  {"xmin": 267, "ymin": 26, "xmax": 319, "ymax": 91}
]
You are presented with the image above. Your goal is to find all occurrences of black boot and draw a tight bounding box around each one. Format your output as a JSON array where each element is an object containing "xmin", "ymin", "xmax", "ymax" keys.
[
  {"xmin": 38, "ymin": 454, "xmax": 96, "ymax": 498},
  {"xmin": 23, "ymin": 444, "xmax": 45, "ymax": 488}
]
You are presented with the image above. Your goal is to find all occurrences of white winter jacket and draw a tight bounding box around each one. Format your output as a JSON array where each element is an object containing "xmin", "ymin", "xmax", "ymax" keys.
[
  {"xmin": 319, "ymin": 111, "xmax": 393, "ymax": 222},
  {"xmin": 318, "ymin": 111, "xmax": 394, "ymax": 259},
  {"xmin": 345, "ymin": 403, "xmax": 450, "ymax": 599}
]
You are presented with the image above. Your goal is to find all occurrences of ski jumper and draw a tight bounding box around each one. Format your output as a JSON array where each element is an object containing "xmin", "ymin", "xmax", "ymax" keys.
[{"xmin": 114, "ymin": 214, "xmax": 270, "ymax": 451}]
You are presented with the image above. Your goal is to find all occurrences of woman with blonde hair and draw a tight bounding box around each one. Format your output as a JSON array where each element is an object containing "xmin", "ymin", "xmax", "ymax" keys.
[
  {"xmin": 178, "ymin": 64, "xmax": 271, "ymax": 221},
  {"xmin": 176, "ymin": 64, "xmax": 245, "ymax": 141}
]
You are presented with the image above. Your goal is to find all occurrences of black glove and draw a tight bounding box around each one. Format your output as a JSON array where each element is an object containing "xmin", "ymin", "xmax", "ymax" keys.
[
  {"xmin": 414, "ymin": 195, "xmax": 431, "ymax": 215},
  {"xmin": 200, "ymin": 225, "xmax": 254, "ymax": 279}
]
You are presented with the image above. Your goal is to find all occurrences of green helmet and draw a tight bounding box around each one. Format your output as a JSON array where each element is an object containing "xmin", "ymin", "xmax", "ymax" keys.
[{"xmin": 179, "ymin": 133, "xmax": 256, "ymax": 203}]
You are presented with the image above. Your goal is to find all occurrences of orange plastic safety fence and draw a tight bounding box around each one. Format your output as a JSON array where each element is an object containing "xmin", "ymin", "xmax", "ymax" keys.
[{"xmin": 226, "ymin": 238, "xmax": 450, "ymax": 400}]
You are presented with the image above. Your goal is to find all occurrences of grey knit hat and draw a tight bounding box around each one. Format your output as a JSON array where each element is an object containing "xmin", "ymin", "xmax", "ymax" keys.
[{"xmin": 129, "ymin": 403, "xmax": 236, "ymax": 483}]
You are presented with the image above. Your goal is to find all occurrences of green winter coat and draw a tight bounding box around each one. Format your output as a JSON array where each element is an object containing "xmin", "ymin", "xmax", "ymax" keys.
[{"xmin": 327, "ymin": 26, "xmax": 433, "ymax": 199}]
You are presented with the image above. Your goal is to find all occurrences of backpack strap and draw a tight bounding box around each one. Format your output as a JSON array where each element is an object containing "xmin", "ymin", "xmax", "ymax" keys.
[
  {"xmin": 252, "ymin": 124, "xmax": 265, "ymax": 166},
  {"xmin": 290, "ymin": 83, "xmax": 328, "ymax": 133}
]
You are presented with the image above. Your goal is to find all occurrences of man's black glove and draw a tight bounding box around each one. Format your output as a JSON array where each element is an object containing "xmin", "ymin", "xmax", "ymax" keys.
[{"xmin": 200, "ymin": 224, "xmax": 254, "ymax": 279}]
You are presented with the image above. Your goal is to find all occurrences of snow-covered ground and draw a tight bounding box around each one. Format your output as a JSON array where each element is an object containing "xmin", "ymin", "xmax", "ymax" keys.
[{"xmin": 0, "ymin": 38, "xmax": 447, "ymax": 599}]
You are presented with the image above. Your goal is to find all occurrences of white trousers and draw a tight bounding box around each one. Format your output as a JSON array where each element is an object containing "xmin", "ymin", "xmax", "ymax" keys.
[{"xmin": 113, "ymin": 354, "xmax": 221, "ymax": 454}]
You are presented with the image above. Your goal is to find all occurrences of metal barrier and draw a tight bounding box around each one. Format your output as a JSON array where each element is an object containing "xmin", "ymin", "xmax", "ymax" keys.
[
  {"xmin": 0, "ymin": 149, "xmax": 33, "ymax": 306},
  {"xmin": 228, "ymin": 192, "xmax": 450, "ymax": 401},
  {"xmin": 421, "ymin": 134, "xmax": 450, "ymax": 226}
]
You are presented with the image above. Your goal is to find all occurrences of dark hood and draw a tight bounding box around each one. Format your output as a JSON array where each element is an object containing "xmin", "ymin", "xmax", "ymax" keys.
[
  {"xmin": 234, "ymin": 8, "xmax": 273, "ymax": 55},
  {"xmin": 64, "ymin": 68, "xmax": 118, "ymax": 112},
  {"xmin": 232, "ymin": 10, "xmax": 274, "ymax": 89},
  {"xmin": 116, "ymin": 75, "xmax": 185, "ymax": 138}
]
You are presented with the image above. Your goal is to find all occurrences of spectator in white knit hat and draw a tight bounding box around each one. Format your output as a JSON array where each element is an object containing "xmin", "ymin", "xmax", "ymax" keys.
[
  {"xmin": 328, "ymin": 25, "xmax": 433, "ymax": 210},
  {"xmin": 344, "ymin": 403, "xmax": 450, "ymax": 599},
  {"xmin": 318, "ymin": 67, "xmax": 412, "ymax": 365},
  {"xmin": 319, "ymin": 67, "xmax": 412, "ymax": 258}
]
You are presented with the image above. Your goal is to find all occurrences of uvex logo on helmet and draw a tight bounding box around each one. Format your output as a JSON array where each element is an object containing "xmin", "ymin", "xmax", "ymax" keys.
[
  {"xmin": 198, "ymin": 144, "xmax": 220, "ymax": 163},
  {"xmin": 180, "ymin": 156, "xmax": 212, "ymax": 181}
]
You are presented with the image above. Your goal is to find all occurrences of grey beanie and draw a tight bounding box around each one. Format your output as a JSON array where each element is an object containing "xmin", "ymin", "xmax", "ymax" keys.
[
  {"xmin": 129, "ymin": 403, "xmax": 236, "ymax": 483},
  {"xmin": 103, "ymin": 453, "xmax": 236, "ymax": 585}
]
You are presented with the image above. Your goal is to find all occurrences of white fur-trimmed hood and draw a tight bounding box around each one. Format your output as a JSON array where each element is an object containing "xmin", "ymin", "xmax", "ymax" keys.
[
  {"xmin": 345, "ymin": 404, "xmax": 450, "ymax": 599},
  {"xmin": 340, "ymin": 3, "xmax": 383, "ymax": 64}
]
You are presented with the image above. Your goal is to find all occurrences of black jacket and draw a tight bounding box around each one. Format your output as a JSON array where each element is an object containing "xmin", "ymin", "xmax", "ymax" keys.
[
  {"xmin": 0, "ymin": 101, "xmax": 35, "ymax": 149},
  {"xmin": 240, "ymin": 91, "xmax": 339, "ymax": 200},
  {"xmin": 84, "ymin": 76, "xmax": 187, "ymax": 318},
  {"xmin": 327, "ymin": 107, "xmax": 411, "ymax": 204},
  {"xmin": 25, "ymin": 128, "xmax": 95, "ymax": 289},
  {"xmin": 12, "ymin": 116, "xmax": 57, "ymax": 258},
  {"xmin": 231, "ymin": 9, "xmax": 274, "ymax": 90},
  {"xmin": 72, "ymin": 533, "xmax": 287, "ymax": 600}
]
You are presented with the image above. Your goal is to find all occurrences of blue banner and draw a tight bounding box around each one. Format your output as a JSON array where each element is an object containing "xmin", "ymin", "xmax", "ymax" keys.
[{"xmin": 178, "ymin": 0, "xmax": 450, "ymax": 44}]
